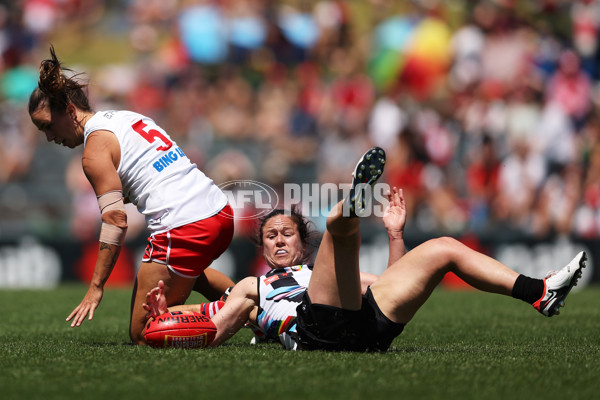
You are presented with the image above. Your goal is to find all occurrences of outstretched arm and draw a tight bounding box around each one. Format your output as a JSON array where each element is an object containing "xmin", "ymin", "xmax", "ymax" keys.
[
  {"xmin": 383, "ymin": 187, "xmax": 407, "ymax": 268},
  {"xmin": 67, "ymin": 131, "xmax": 126, "ymax": 327},
  {"xmin": 209, "ymin": 277, "xmax": 258, "ymax": 347}
]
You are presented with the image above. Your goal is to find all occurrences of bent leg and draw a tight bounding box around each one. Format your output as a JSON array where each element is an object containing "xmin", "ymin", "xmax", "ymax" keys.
[
  {"xmin": 307, "ymin": 147, "xmax": 386, "ymax": 310},
  {"xmin": 193, "ymin": 267, "xmax": 235, "ymax": 301},
  {"xmin": 307, "ymin": 200, "xmax": 362, "ymax": 310},
  {"xmin": 129, "ymin": 261, "xmax": 196, "ymax": 344},
  {"xmin": 370, "ymin": 236, "xmax": 519, "ymax": 324}
]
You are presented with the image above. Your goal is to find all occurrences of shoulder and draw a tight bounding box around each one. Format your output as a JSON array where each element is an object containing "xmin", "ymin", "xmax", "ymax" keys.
[
  {"xmin": 84, "ymin": 130, "xmax": 120, "ymax": 154},
  {"xmin": 84, "ymin": 111, "xmax": 117, "ymax": 145},
  {"xmin": 85, "ymin": 111, "xmax": 114, "ymax": 132},
  {"xmin": 85, "ymin": 110, "xmax": 144, "ymax": 134},
  {"xmin": 82, "ymin": 129, "xmax": 121, "ymax": 181}
]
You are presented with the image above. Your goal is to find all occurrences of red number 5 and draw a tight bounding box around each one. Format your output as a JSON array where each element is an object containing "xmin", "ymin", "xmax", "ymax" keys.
[{"xmin": 132, "ymin": 120, "xmax": 173, "ymax": 151}]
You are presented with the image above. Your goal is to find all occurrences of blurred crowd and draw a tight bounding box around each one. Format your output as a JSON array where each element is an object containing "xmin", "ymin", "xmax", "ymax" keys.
[{"xmin": 2, "ymin": 0, "xmax": 600, "ymax": 242}]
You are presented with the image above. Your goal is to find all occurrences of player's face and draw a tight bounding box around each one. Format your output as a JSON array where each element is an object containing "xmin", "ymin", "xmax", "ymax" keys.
[
  {"xmin": 261, "ymin": 215, "xmax": 304, "ymax": 269},
  {"xmin": 30, "ymin": 104, "xmax": 83, "ymax": 148}
]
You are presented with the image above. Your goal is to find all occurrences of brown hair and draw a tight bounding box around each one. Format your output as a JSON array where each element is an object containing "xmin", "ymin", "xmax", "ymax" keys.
[{"xmin": 28, "ymin": 45, "xmax": 92, "ymax": 115}]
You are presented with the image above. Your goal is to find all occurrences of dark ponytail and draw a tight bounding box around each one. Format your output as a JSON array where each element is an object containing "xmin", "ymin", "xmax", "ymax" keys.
[{"xmin": 28, "ymin": 45, "xmax": 92, "ymax": 115}]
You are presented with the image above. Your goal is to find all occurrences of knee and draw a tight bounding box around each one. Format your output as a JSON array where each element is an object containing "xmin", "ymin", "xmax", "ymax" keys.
[
  {"xmin": 130, "ymin": 316, "xmax": 151, "ymax": 345},
  {"xmin": 325, "ymin": 216, "xmax": 359, "ymax": 237},
  {"xmin": 428, "ymin": 236, "xmax": 461, "ymax": 250},
  {"xmin": 423, "ymin": 236, "xmax": 463, "ymax": 269},
  {"xmin": 130, "ymin": 326, "xmax": 147, "ymax": 346}
]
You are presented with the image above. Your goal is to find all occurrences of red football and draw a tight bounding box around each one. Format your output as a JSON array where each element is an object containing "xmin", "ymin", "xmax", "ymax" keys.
[{"xmin": 144, "ymin": 310, "xmax": 217, "ymax": 349}]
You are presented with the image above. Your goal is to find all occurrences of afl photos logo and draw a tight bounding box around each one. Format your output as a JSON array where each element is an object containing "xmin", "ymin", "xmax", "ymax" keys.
[{"xmin": 218, "ymin": 180, "xmax": 279, "ymax": 220}]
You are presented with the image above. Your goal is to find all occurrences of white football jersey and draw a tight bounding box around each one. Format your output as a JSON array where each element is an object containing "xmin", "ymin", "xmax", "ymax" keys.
[{"xmin": 83, "ymin": 110, "xmax": 227, "ymax": 234}]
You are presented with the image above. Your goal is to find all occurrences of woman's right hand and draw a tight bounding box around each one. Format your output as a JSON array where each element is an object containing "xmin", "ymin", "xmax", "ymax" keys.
[{"xmin": 66, "ymin": 284, "xmax": 104, "ymax": 327}]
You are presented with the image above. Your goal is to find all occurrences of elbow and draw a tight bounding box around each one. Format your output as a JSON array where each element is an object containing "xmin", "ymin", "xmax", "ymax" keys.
[{"xmin": 102, "ymin": 210, "xmax": 128, "ymax": 230}]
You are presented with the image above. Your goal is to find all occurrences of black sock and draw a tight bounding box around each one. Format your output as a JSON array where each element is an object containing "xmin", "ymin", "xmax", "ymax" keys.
[{"xmin": 511, "ymin": 274, "xmax": 545, "ymax": 304}]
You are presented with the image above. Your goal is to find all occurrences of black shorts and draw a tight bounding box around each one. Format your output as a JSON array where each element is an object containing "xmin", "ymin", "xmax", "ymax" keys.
[{"xmin": 294, "ymin": 288, "xmax": 405, "ymax": 352}]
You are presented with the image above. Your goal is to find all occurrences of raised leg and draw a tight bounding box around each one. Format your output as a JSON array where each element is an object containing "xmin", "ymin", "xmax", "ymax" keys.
[
  {"xmin": 307, "ymin": 200, "xmax": 362, "ymax": 310},
  {"xmin": 370, "ymin": 237, "xmax": 520, "ymax": 324},
  {"xmin": 306, "ymin": 147, "xmax": 386, "ymax": 310}
]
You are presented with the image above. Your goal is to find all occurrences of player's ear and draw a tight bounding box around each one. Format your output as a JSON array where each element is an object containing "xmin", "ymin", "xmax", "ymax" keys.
[{"xmin": 67, "ymin": 103, "xmax": 77, "ymax": 121}]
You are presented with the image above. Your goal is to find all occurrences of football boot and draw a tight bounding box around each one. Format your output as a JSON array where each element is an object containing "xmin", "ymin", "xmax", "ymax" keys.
[{"xmin": 533, "ymin": 251, "xmax": 587, "ymax": 316}]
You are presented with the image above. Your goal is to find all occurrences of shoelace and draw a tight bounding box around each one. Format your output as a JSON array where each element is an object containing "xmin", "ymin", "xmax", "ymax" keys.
[{"xmin": 544, "ymin": 270, "xmax": 557, "ymax": 279}]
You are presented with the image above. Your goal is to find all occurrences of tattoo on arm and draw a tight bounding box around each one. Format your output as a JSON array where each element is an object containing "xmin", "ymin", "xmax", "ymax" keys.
[{"xmin": 99, "ymin": 242, "xmax": 120, "ymax": 268}]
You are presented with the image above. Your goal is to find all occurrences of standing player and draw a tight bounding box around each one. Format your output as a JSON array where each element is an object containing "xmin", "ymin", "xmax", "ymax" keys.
[
  {"xmin": 145, "ymin": 147, "xmax": 587, "ymax": 351},
  {"xmin": 28, "ymin": 46, "xmax": 235, "ymax": 344}
]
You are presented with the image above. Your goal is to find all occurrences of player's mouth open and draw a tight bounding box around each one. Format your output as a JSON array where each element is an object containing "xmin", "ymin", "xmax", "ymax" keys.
[{"xmin": 276, "ymin": 249, "xmax": 287, "ymax": 255}]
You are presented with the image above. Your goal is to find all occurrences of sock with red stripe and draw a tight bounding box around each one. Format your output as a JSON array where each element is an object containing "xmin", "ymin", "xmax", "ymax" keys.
[{"xmin": 199, "ymin": 301, "xmax": 225, "ymax": 318}]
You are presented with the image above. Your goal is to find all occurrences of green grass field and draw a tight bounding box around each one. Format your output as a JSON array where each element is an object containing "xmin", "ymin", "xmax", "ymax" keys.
[{"xmin": 1, "ymin": 285, "xmax": 599, "ymax": 400}]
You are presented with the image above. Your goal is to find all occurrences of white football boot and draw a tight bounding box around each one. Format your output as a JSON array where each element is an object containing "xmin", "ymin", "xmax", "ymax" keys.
[{"xmin": 533, "ymin": 251, "xmax": 587, "ymax": 317}]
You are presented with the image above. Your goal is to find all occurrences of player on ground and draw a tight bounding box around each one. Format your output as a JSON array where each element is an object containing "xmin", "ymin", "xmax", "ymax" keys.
[
  {"xmin": 146, "ymin": 147, "xmax": 587, "ymax": 351},
  {"xmin": 28, "ymin": 46, "xmax": 235, "ymax": 345}
]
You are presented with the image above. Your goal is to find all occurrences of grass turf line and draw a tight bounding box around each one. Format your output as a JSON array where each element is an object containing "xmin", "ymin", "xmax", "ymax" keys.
[{"xmin": 0, "ymin": 285, "xmax": 599, "ymax": 400}]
